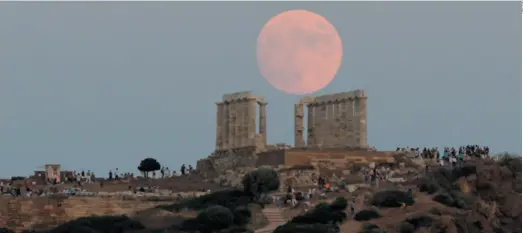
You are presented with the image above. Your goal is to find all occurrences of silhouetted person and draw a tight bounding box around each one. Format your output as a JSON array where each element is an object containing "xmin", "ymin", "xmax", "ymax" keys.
[
  {"xmin": 109, "ymin": 170, "xmax": 113, "ymax": 180},
  {"xmin": 181, "ymin": 164, "xmax": 186, "ymax": 175}
]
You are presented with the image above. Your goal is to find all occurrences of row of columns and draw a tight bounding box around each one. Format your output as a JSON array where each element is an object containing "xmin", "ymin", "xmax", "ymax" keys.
[
  {"xmin": 216, "ymin": 98, "xmax": 266, "ymax": 151},
  {"xmin": 294, "ymin": 97, "xmax": 367, "ymax": 149}
]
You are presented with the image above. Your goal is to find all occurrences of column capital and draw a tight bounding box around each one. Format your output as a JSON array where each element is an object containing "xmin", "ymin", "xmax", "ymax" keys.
[
  {"xmin": 216, "ymin": 102, "xmax": 225, "ymax": 106},
  {"xmin": 259, "ymin": 102, "xmax": 268, "ymax": 106}
]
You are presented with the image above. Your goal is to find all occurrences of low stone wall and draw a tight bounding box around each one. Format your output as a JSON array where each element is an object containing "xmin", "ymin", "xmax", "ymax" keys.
[
  {"xmin": 207, "ymin": 147, "xmax": 258, "ymax": 173},
  {"xmin": 0, "ymin": 196, "xmax": 172, "ymax": 232}
]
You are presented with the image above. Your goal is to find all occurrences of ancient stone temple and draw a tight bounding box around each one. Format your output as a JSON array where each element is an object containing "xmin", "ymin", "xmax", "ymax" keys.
[
  {"xmin": 215, "ymin": 91, "xmax": 267, "ymax": 153},
  {"xmin": 294, "ymin": 90, "xmax": 368, "ymax": 149},
  {"xmin": 198, "ymin": 89, "xmax": 381, "ymax": 175},
  {"xmin": 198, "ymin": 91, "xmax": 268, "ymax": 173},
  {"xmin": 215, "ymin": 91, "xmax": 267, "ymax": 152}
]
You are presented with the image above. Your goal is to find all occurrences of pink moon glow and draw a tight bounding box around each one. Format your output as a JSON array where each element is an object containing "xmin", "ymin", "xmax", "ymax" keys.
[{"xmin": 256, "ymin": 9, "xmax": 343, "ymax": 95}]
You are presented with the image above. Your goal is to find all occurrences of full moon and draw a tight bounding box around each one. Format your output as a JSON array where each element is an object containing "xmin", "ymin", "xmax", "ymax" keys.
[{"xmin": 256, "ymin": 9, "xmax": 343, "ymax": 95}]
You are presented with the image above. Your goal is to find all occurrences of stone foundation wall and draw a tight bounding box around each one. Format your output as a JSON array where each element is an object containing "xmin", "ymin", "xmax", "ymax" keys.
[
  {"xmin": 207, "ymin": 147, "xmax": 258, "ymax": 173},
  {"xmin": 0, "ymin": 196, "xmax": 171, "ymax": 232},
  {"xmin": 256, "ymin": 149, "xmax": 395, "ymax": 168},
  {"xmin": 256, "ymin": 149, "xmax": 286, "ymax": 167},
  {"xmin": 285, "ymin": 150, "xmax": 395, "ymax": 166}
]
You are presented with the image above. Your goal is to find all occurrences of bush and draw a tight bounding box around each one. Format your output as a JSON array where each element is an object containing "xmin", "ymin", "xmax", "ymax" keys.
[
  {"xmin": 275, "ymin": 197, "xmax": 349, "ymax": 233},
  {"xmin": 371, "ymin": 190, "xmax": 414, "ymax": 208},
  {"xmin": 399, "ymin": 222, "xmax": 415, "ymax": 233},
  {"xmin": 195, "ymin": 205, "xmax": 235, "ymax": 233},
  {"xmin": 232, "ymin": 206, "xmax": 251, "ymax": 226},
  {"xmin": 353, "ymin": 209, "xmax": 381, "ymax": 221},
  {"xmin": 218, "ymin": 226, "xmax": 254, "ymax": 233},
  {"xmin": 433, "ymin": 191, "xmax": 475, "ymax": 209},
  {"xmin": 330, "ymin": 197, "xmax": 348, "ymax": 211},
  {"xmin": 0, "ymin": 228, "xmax": 15, "ymax": 233},
  {"xmin": 405, "ymin": 215, "xmax": 434, "ymax": 228},
  {"xmin": 358, "ymin": 224, "xmax": 386, "ymax": 233},
  {"xmin": 418, "ymin": 178, "xmax": 439, "ymax": 194},
  {"xmin": 242, "ymin": 168, "xmax": 280, "ymax": 199},
  {"xmin": 273, "ymin": 223, "xmax": 339, "ymax": 233},
  {"xmin": 291, "ymin": 202, "xmax": 347, "ymax": 225},
  {"xmin": 422, "ymin": 166, "xmax": 478, "ymax": 194},
  {"xmin": 45, "ymin": 215, "xmax": 145, "ymax": 233},
  {"xmin": 157, "ymin": 190, "xmax": 252, "ymax": 212}
]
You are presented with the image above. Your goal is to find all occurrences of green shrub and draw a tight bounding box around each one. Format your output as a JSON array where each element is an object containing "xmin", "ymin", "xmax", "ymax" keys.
[
  {"xmin": 371, "ymin": 190, "xmax": 414, "ymax": 208},
  {"xmin": 242, "ymin": 168, "xmax": 280, "ymax": 199},
  {"xmin": 354, "ymin": 209, "xmax": 381, "ymax": 221},
  {"xmin": 196, "ymin": 206, "xmax": 235, "ymax": 233},
  {"xmin": 273, "ymin": 223, "xmax": 339, "ymax": 233}
]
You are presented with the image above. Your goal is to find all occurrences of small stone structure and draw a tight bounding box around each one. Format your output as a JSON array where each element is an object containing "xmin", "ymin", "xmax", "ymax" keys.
[
  {"xmin": 43, "ymin": 164, "xmax": 61, "ymax": 182},
  {"xmin": 294, "ymin": 90, "xmax": 367, "ymax": 149}
]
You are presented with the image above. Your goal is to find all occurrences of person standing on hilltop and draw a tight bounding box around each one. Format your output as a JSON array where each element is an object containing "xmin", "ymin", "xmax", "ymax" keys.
[
  {"xmin": 108, "ymin": 170, "xmax": 113, "ymax": 180},
  {"xmin": 160, "ymin": 167, "xmax": 165, "ymax": 178},
  {"xmin": 181, "ymin": 164, "xmax": 186, "ymax": 175}
]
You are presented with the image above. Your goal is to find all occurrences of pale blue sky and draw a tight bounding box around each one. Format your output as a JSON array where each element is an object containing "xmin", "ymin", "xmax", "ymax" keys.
[{"xmin": 0, "ymin": 2, "xmax": 520, "ymax": 178}]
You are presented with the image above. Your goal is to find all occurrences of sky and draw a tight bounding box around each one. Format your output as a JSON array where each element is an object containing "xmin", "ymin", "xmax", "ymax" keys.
[{"xmin": 0, "ymin": 2, "xmax": 520, "ymax": 178}]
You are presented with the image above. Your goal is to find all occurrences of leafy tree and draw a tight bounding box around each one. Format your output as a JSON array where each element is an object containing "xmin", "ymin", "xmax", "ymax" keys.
[
  {"xmin": 195, "ymin": 205, "xmax": 235, "ymax": 233},
  {"xmin": 138, "ymin": 158, "xmax": 161, "ymax": 178},
  {"xmin": 242, "ymin": 168, "xmax": 280, "ymax": 199}
]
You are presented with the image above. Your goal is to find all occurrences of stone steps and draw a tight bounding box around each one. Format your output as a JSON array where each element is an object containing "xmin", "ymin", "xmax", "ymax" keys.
[{"xmin": 255, "ymin": 208, "xmax": 286, "ymax": 233}]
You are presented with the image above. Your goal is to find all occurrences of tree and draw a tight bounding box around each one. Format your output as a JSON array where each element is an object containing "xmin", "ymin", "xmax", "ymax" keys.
[
  {"xmin": 137, "ymin": 158, "xmax": 161, "ymax": 178},
  {"xmin": 195, "ymin": 205, "xmax": 235, "ymax": 233},
  {"xmin": 242, "ymin": 168, "xmax": 280, "ymax": 199}
]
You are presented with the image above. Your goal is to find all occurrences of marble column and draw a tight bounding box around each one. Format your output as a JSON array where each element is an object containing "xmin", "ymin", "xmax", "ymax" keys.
[
  {"xmin": 216, "ymin": 102, "xmax": 224, "ymax": 150},
  {"xmin": 325, "ymin": 103, "xmax": 333, "ymax": 148},
  {"xmin": 234, "ymin": 101, "xmax": 242, "ymax": 149},
  {"xmin": 233, "ymin": 101, "xmax": 241, "ymax": 148},
  {"xmin": 259, "ymin": 102, "xmax": 267, "ymax": 147},
  {"xmin": 240, "ymin": 100, "xmax": 249, "ymax": 148},
  {"xmin": 344, "ymin": 99, "xmax": 355, "ymax": 147},
  {"xmin": 247, "ymin": 98, "xmax": 257, "ymax": 147},
  {"xmin": 307, "ymin": 104, "xmax": 315, "ymax": 147},
  {"xmin": 357, "ymin": 97, "xmax": 368, "ymax": 148},
  {"xmin": 294, "ymin": 103, "xmax": 305, "ymax": 147},
  {"xmin": 227, "ymin": 101, "xmax": 235, "ymax": 149},
  {"xmin": 222, "ymin": 102, "xmax": 230, "ymax": 150}
]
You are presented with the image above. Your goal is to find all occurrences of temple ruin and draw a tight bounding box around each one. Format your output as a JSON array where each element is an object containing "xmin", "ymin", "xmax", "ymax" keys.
[
  {"xmin": 198, "ymin": 89, "xmax": 389, "ymax": 175},
  {"xmin": 214, "ymin": 91, "xmax": 267, "ymax": 154},
  {"xmin": 294, "ymin": 90, "xmax": 368, "ymax": 149}
]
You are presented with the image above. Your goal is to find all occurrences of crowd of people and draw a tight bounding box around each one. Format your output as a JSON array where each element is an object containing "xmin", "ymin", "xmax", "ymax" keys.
[{"xmin": 397, "ymin": 144, "xmax": 490, "ymax": 166}]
